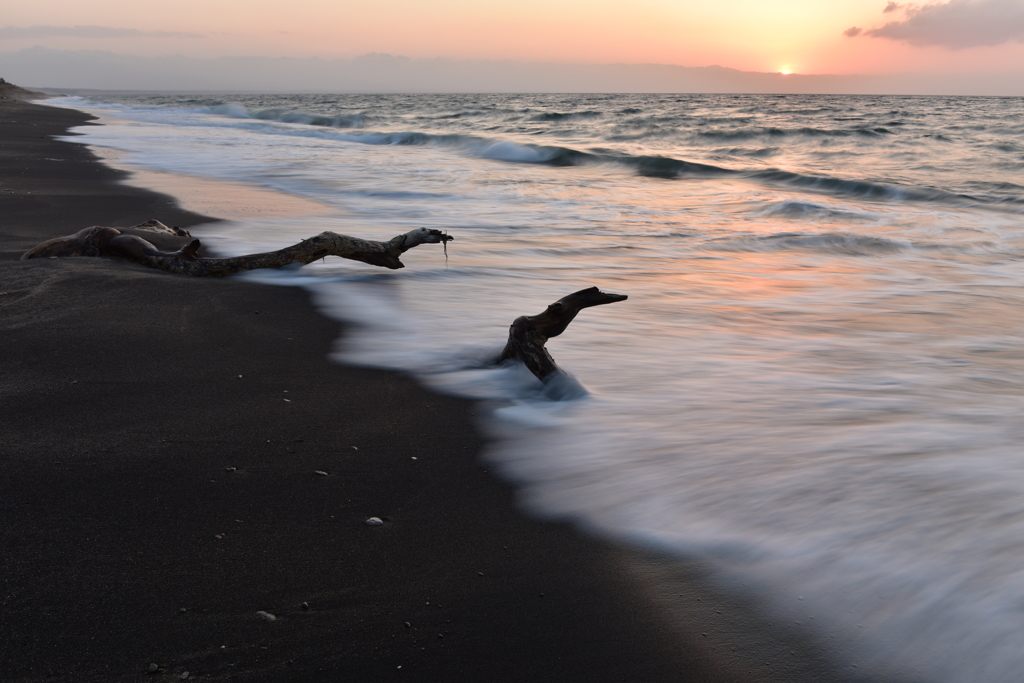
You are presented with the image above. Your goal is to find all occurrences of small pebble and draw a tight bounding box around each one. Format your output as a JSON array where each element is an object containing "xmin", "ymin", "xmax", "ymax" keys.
[
  {"xmin": 256, "ymin": 610, "xmax": 277, "ymax": 622},
  {"xmin": 350, "ymin": 446, "xmax": 359, "ymax": 450},
  {"xmin": 225, "ymin": 466, "xmax": 236, "ymax": 472},
  {"xmin": 404, "ymin": 621, "xmax": 411, "ymax": 628},
  {"xmin": 365, "ymin": 517, "xmax": 384, "ymax": 526},
  {"xmin": 283, "ymin": 398, "xmax": 291, "ymax": 402},
  {"xmin": 315, "ymin": 470, "xmax": 329, "ymax": 476},
  {"xmin": 179, "ymin": 607, "xmax": 187, "ymax": 613},
  {"xmin": 181, "ymin": 673, "xmax": 190, "ymax": 680},
  {"xmin": 301, "ymin": 602, "xmax": 310, "ymax": 610},
  {"xmin": 147, "ymin": 663, "xmax": 159, "ymax": 673}
]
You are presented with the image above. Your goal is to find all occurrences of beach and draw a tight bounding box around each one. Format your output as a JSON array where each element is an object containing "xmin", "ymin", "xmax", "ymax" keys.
[{"xmin": 0, "ymin": 93, "xmax": 858, "ymax": 682}]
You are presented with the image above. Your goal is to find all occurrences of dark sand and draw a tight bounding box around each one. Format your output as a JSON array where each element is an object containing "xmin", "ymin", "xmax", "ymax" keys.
[{"xmin": 1, "ymin": 94, "xmax": 848, "ymax": 682}]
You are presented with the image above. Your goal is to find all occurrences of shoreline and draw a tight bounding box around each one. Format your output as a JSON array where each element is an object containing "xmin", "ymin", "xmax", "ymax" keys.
[
  {"xmin": 89, "ymin": 149, "xmax": 335, "ymax": 222},
  {"xmin": 1, "ymin": 94, "xmax": 850, "ymax": 682},
  {"xmin": 68, "ymin": 111, "xmax": 336, "ymax": 222}
]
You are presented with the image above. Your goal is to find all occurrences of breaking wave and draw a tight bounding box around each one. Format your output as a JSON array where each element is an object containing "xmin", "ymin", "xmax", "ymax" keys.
[
  {"xmin": 707, "ymin": 232, "xmax": 908, "ymax": 256},
  {"xmin": 155, "ymin": 98, "xmax": 1024, "ymax": 214},
  {"xmin": 529, "ymin": 110, "xmax": 604, "ymax": 122},
  {"xmin": 755, "ymin": 200, "xmax": 873, "ymax": 221},
  {"xmin": 208, "ymin": 103, "xmax": 368, "ymax": 129}
]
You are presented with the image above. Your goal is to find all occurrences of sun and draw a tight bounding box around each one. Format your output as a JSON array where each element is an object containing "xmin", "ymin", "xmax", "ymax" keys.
[{"xmin": 779, "ymin": 66, "xmax": 793, "ymax": 75}]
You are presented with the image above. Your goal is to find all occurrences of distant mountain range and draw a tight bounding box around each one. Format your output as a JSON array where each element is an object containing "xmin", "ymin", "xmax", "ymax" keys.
[{"xmin": 3, "ymin": 46, "xmax": 1022, "ymax": 95}]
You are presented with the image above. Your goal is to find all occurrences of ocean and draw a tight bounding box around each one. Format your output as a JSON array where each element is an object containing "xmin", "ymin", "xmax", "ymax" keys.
[{"xmin": 49, "ymin": 92, "xmax": 1024, "ymax": 682}]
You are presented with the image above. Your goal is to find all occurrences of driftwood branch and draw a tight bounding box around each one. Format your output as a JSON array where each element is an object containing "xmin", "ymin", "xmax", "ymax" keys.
[
  {"xmin": 21, "ymin": 220, "xmax": 453, "ymax": 274},
  {"xmin": 24, "ymin": 223, "xmax": 622, "ymax": 382},
  {"xmin": 499, "ymin": 287, "xmax": 628, "ymax": 381}
]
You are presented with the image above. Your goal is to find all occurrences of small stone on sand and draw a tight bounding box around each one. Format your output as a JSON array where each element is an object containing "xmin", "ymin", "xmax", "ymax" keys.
[
  {"xmin": 315, "ymin": 470, "xmax": 329, "ymax": 476},
  {"xmin": 147, "ymin": 663, "xmax": 158, "ymax": 673},
  {"xmin": 365, "ymin": 517, "xmax": 384, "ymax": 526},
  {"xmin": 256, "ymin": 610, "xmax": 277, "ymax": 622}
]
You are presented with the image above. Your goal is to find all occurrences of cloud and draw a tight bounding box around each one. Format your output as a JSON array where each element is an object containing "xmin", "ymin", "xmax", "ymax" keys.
[
  {"xmin": 854, "ymin": 0, "xmax": 1024, "ymax": 49},
  {"xmin": 0, "ymin": 25, "xmax": 201, "ymax": 39},
  {"xmin": 844, "ymin": 26, "xmax": 864, "ymax": 37},
  {"xmin": 884, "ymin": 2, "xmax": 904, "ymax": 12}
]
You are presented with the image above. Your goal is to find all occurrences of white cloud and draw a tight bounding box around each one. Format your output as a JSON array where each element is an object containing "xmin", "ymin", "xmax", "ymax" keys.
[
  {"xmin": 861, "ymin": 0, "xmax": 1024, "ymax": 49},
  {"xmin": 0, "ymin": 25, "xmax": 201, "ymax": 39}
]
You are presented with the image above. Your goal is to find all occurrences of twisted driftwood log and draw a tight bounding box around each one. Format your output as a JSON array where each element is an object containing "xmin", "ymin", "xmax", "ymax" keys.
[
  {"xmin": 499, "ymin": 287, "xmax": 627, "ymax": 381},
  {"xmin": 21, "ymin": 220, "xmax": 452, "ymax": 274},
  {"xmin": 24, "ymin": 222, "xmax": 623, "ymax": 381}
]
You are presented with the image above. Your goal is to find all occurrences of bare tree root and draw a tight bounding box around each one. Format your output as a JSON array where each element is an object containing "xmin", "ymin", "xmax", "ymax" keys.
[
  {"xmin": 21, "ymin": 220, "xmax": 453, "ymax": 274},
  {"xmin": 24, "ymin": 222, "xmax": 627, "ymax": 383},
  {"xmin": 499, "ymin": 287, "xmax": 628, "ymax": 381}
]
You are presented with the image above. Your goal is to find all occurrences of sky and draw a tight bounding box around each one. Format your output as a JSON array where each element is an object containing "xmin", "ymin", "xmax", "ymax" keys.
[{"xmin": 3, "ymin": 0, "xmax": 1024, "ymax": 76}]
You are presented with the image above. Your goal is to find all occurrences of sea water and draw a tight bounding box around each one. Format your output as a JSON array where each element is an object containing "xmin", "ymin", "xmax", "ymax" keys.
[{"xmin": 48, "ymin": 93, "xmax": 1024, "ymax": 682}]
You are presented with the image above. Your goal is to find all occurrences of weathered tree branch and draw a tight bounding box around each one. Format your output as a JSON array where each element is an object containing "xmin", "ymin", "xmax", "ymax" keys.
[
  {"xmin": 21, "ymin": 220, "xmax": 453, "ymax": 274},
  {"xmin": 499, "ymin": 287, "xmax": 628, "ymax": 381},
  {"xmin": 24, "ymin": 223, "xmax": 622, "ymax": 382}
]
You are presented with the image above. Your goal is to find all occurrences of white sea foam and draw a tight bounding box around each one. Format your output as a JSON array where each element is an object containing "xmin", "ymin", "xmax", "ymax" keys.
[{"xmin": 49, "ymin": 93, "xmax": 1024, "ymax": 683}]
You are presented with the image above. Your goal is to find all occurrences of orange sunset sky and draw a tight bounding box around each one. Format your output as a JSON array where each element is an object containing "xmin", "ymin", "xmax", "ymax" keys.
[{"xmin": 3, "ymin": 0, "xmax": 1024, "ymax": 76}]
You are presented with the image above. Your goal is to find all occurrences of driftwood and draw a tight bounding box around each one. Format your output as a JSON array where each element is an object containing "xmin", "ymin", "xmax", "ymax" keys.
[
  {"xmin": 24, "ymin": 221, "xmax": 624, "ymax": 381},
  {"xmin": 21, "ymin": 220, "xmax": 452, "ymax": 274},
  {"xmin": 499, "ymin": 287, "xmax": 627, "ymax": 381}
]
